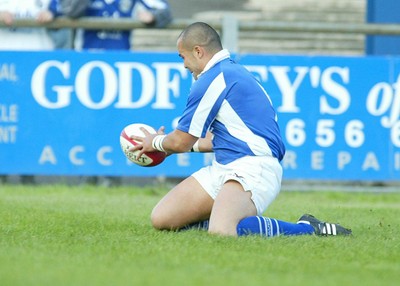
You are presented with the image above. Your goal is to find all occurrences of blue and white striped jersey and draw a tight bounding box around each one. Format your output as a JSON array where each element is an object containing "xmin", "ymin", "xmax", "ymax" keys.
[{"xmin": 177, "ymin": 49, "xmax": 286, "ymax": 165}]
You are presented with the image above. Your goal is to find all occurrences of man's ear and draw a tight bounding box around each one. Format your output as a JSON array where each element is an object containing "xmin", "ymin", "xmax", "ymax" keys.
[{"xmin": 192, "ymin": 45, "xmax": 203, "ymax": 58}]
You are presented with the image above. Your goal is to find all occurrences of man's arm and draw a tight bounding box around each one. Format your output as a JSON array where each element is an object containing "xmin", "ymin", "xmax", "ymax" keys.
[
  {"xmin": 131, "ymin": 129, "xmax": 213, "ymax": 158},
  {"xmin": 162, "ymin": 129, "xmax": 198, "ymax": 153},
  {"xmin": 137, "ymin": 0, "xmax": 172, "ymax": 28}
]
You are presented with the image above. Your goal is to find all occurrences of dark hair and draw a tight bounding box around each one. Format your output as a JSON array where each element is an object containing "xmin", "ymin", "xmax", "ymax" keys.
[{"xmin": 178, "ymin": 22, "xmax": 223, "ymax": 52}]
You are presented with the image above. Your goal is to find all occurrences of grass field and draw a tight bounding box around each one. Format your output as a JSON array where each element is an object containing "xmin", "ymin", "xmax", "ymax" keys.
[{"xmin": 0, "ymin": 184, "xmax": 399, "ymax": 286}]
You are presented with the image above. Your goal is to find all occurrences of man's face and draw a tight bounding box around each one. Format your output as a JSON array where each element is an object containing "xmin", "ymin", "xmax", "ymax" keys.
[{"xmin": 177, "ymin": 40, "xmax": 203, "ymax": 80}]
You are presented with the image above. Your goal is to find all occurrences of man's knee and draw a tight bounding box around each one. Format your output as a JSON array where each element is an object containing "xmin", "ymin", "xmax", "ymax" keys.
[
  {"xmin": 150, "ymin": 205, "xmax": 183, "ymax": 231},
  {"xmin": 150, "ymin": 206, "xmax": 168, "ymax": 230}
]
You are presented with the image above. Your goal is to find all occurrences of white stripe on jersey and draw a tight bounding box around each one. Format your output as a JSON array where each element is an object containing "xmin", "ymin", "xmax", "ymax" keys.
[
  {"xmin": 189, "ymin": 73, "xmax": 226, "ymax": 137},
  {"xmin": 216, "ymin": 100, "xmax": 273, "ymax": 156},
  {"xmin": 257, "ymin": 82, "xmax": 278, "ymax": 121}
]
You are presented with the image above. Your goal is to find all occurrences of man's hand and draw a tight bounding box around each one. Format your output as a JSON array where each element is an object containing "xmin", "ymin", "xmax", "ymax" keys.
[
  {"xmin": 137, "ymin": 10, "xmax": 155, "ymax": 24},
  {"xmin": 129, "ymin": 126, "xmax": 165, "ymax": 158},
  {"xmin": 37, "ymin": 10, "xmax": 54, "ymax": 23},
  {"xmin": 0, "ymin": 11, "xmax": 14, "ymax": 26}
]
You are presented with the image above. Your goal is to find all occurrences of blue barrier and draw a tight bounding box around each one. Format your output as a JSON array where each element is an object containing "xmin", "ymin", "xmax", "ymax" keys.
[{"xmin": 0, "ymin": 51, "xmax": 399, "ymax": 180}]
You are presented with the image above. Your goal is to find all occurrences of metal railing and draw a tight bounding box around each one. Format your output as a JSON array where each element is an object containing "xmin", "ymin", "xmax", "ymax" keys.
[
  {"xmin": 1, "ymin": 16, "xmax": 400, "ymax": 52},
  {"xmin": 2, "ymin": 17, "xmax": 400, "ymax": 34}
]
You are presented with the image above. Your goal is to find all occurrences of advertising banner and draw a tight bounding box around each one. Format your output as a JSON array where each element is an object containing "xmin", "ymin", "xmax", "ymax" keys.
[{"xmin": 0, "ymin": 51, "xmax": 399, "ymax": 180}]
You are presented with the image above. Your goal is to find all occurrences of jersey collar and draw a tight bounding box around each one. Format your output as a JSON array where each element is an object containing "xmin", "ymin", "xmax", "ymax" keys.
[{"xmin": 197, "ymin": 49, "xmax": 230, "ymax": 79}]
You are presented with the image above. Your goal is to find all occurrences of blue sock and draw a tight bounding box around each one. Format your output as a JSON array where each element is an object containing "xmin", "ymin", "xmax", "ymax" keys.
[
  {"xmin": 237, "ymin": 216, "xmax": 314, "ymax": 237},
  {"xmin": 179, "ymin": 220, "xmax": 209, "ymax": 231}
]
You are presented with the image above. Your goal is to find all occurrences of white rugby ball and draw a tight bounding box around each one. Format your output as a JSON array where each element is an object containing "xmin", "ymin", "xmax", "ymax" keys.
[{"xmin": 120, "ymin": 123, "xmax": 166, "ymax": 167}]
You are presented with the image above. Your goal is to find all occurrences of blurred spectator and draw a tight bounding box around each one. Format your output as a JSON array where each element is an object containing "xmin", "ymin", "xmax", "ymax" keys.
[
  {"xmin": 49, "ymin": 0, "xmax": 173, "ymax": 50},
  {"xmin": 0, "ymin": 0, "xmax": 55, "ymax": 50},
  {"xmin": 47, "ymin": 0, "xmax": 90, "ymax": 49},
  {"xmin": 0, "ymin": 0, "xmax": 56, "ymax": 184}
]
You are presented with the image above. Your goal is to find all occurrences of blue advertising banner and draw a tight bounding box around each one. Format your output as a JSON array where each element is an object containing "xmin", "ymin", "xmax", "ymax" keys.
[{"xmin": 0, "ymin": 51, "xmax": 399, "ymax": 180}]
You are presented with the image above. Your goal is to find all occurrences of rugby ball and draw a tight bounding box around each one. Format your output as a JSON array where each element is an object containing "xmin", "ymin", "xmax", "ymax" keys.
[{"xmin": 120, "ymin": 123, "xmax": 166, "ymax": 167}]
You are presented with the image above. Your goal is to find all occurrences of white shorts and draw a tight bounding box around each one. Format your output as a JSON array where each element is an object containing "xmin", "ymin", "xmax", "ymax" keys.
[{"xmin": 191, "ymin": 155, "xmax": 283, "ymax": 215}]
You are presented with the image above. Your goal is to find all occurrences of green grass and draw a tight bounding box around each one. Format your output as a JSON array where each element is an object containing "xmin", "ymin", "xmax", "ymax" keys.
[{"xmin": 0, "ymin": 184, "xmax": 399, "ymax": 286}]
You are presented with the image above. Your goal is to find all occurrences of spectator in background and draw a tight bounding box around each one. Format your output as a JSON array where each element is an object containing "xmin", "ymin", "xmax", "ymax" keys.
[
  {"xmin": 49, "ymin": 0, "xmax": 172, "ymax": 50},
  {"xmin": 47, "ymin": 0, "xmax": 90, "ymax": 49},
  {"xmin": 0, "ymin": 0, "xmax": 55, "ymax": 50},
  {"xmin": 0, "ymin": 0, "xmax": 56, "ymax": 184}
]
